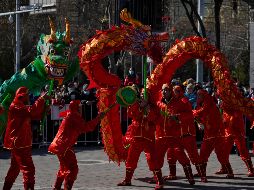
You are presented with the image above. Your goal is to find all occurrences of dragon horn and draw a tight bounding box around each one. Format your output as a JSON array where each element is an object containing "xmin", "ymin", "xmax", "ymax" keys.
[
  {"xmin": 120, "ymin": 8, "xmax": 142, "ymax": 27},
  {"xmin": 64, "ymin": 18, "xmax": 71, "ymax": 44},
  {"xmin": 48, "ymin": 16, "xmax": 57, "ymax": 42},
  {"xmin": 120, "ymin": 8, "xmax": 151, "ymax": 31}
]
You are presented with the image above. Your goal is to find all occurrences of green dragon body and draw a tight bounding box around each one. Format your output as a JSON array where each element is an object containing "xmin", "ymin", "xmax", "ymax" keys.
[{"xmin": 0, "ymin": 18, "xmax": 79, "ymax": 137}]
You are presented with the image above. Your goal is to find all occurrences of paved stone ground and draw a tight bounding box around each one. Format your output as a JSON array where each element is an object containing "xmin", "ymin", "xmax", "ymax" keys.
[{"xmin": 0, "ymin": 146, "xmax": 254, "ymax": 190}]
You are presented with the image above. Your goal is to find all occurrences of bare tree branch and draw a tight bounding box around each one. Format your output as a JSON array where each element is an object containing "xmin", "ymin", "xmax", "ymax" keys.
[{"xmin": 180, "ymin": 0, "xmax": 206, "ymax": 37}]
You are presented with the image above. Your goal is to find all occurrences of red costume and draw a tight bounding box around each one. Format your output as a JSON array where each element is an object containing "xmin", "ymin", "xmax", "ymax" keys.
[
  {"xmin": 193, "ymin": 89, "xmax": 225, "ymax": 179},
  {"xmin": 3, "ymin": 87, "xmax": 46, "ymax": 190},
  {"xmin": 214, "ymin": 102, "xmax": 254, "ymax": 177},
  {"xmin": 118, "ymin": 100, "xmax": 164, "ymax": 190},
  {"xmin": 165, "ymin": 85, "xmax": 194, "ymax": 181},
  {"xmin": 48, "ymin": 100, "xmax": 100, "ymax": 190},
  {"xmin": 155, "ymin": 84, "xmax": 203, "ymax": 184}
]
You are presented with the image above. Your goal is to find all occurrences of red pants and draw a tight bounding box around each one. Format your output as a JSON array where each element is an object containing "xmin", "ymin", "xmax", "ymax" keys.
[
  {"xmin": 126, "ymin": 138, "xmax": 157, "ymax": 171},
  {"xmin": 166, "ymin": 136, "xmax": 200, "ymax": 165},
  {"xmin": 180, "ymin": 136, "xmax": 200, "ymax": 165},
  {"xmin": 199, "ymin": 137, "xmax": 217, "ymax": 163},
  {"xmin": 214, "ymin": 137, "xmax": 231, "ymax": 164},
  {"xmin": 56, "ymin": 148, "xmax": 78, "ymax": 184},
  {"xmin": 200, "ymin": 137, "xmax": 230, "ymax": 163},
  {"xmin": 5, "ymin": 147, "xmax": 35, "ymax": 185},
  {"xmin": 215, "ymin": 136, "xmax": 251, "ymax": 164},
  {"xmin": 156, "ymin": 137, "xmax": 190, "ymax": 169},
  {"xmin": 167, "ymin": 148, "xmax": 177, "ymax": 164}
]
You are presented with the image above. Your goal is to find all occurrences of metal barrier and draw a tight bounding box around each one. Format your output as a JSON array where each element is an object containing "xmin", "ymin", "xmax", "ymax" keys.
[
  {"xmin": 1, "ymin": 103, "xmax": 254, "ymax": 151},
  {"xmin": 38, "ymin": 102, "xmax": 103, "ymax": 147}
]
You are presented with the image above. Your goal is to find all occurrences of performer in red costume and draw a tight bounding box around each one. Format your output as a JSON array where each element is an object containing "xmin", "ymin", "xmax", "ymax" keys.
[
  {"xmin": 164, "ymin": 85, "xmax": 184, "ymax": 180},
  {"xmin": 3, "ymin": 86, "xmax": 49, "ymax": 190},
  {"xmin": 49, "ymin": 100, "xmax": 103, "ymax": 190},
  {"xmin": 156, "ymin": 84, "xmax": 205, "ymax": 185},
  {"xmin": 118, "ymin": 90, "xmax": 164, "ymax": 190},
  {"xmin": 214, "ymin": 101, "xmax": 254, "ymax": 177},
  {"xmin": 193, "ymin": 89, "xmax": 225, "ymax": 180}
]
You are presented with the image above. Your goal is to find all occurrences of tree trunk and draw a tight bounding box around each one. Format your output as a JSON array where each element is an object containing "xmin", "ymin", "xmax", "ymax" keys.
[{"xmin": 214, "ymin": 0, "xmax": 223, "ymax": 50}]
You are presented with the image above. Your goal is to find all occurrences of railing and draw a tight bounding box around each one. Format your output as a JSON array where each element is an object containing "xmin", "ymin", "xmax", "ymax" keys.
[{"xmin": 37, "ymin": 103, "xmax": 102, "ymax": 147}]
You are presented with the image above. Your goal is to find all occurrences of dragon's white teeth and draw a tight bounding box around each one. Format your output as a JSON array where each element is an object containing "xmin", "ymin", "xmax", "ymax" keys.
[
  {"xmin": 51, "ymin": 68, "xmax": 64, "ymax": 77},
  {"xmin": 47, "ymin": 65, "xmax": 65, "ymax": 77}
]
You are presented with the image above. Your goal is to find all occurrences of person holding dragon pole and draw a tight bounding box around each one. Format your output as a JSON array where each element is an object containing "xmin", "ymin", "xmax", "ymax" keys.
[{"xmin": 117, "ymin": 89, "xmax": 164, "ymax": 190}]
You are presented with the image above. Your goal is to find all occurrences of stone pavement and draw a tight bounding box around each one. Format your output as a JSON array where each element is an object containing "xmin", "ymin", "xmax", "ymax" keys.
[{"xmin": 1, "ymin": 146, "xmax": 254, "ymax": 190}]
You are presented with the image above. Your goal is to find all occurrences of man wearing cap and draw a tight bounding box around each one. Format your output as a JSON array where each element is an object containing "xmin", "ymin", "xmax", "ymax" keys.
[
  {"xmin": 49, "ymin": 100, "xmax": 103, "ymax": 190},
  {"xmin": 3, "ymin": 86, "xmax": 49, "ymax": 190}
]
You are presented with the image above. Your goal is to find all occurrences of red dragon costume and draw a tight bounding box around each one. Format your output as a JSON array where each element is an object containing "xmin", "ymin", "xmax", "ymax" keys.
[
  {"xmin": 117, "ymin": 94, "xmax": 164, "ymax": 190},
  {"xmin": 3, "ymin": 87, "xmax": 47, "ymax": 190},
  {"xmin": 48, "ymin": 100, "xmax": 101, "ymax": 190}
]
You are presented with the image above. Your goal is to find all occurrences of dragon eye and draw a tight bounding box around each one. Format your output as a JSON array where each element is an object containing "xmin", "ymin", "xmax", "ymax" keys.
[
  {"xmin": 50, "ymin": 49, "xmax": 56, "ymax": 55},
  {"xmin": 64, "ymin": 50, "xmax": 69, "ymax": 57}
]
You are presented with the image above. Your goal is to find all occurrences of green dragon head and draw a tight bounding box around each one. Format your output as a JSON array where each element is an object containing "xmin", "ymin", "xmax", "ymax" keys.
[{"xmin": 36, "ymin": 18, "xmax": 74, "ymax": 85}]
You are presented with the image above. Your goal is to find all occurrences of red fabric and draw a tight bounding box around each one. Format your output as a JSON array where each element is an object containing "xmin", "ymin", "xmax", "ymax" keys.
[
  {"xmin": 14, "ymin": 86, "xmax": 29, "ymax": 100},
  {"xmin": 124, "ymin": 103, "xmax": 159, "ymax": 170},
  {"xmin": 180, "ymin": 136, "xmax": 200, "ymax": 165},
  {"xmin": 167, "ymin": 137, "xmax": 200, "ymax": 165},
  {"xmin": 124, "ymin": 75, "xmax": 140, "ymax": 86},
  {"xmin": 199, "ymin": 138, "xmax": 217, "ymax": 163},
  {"xmin": 156, "ymin": 137, "xmax": 190, "ymax": 169},
  {"xmin": 56, "ymin": 148, "xmax": 78, "ymax": 184},
  {"xmin": 127, "ymin": 102, "xmax": 157, "ymax": 142},
  {"xmin": 215, "ymin": 135, "xmax": 251, "ymax": 164},
  {"xmin": 126, "ymin": 138, "xmax": 157, "ymax": 171},
  {"xmin": 214, "ymin": 137, "xmax": 232, "ymax": 164},
  {"xmin": 87, "ymin": 80, "xmax": 100, "ymax": 90},
  {"xmin": 222, "ymin": 105, "xmax": 245, "ymax": 137},
  {"xmin": 156, "ymin": 97, "xmax": 196, "ymax": 138},
  {"xmin": 4, "ymin": 97, "xmax": 45, "ymax": 149},
  {"xmin": 155, "ymin": 95, "xmax": 200, "ymax": 167},
  {"xmin": 216, "ymin": 103, "xmax": 251, "ymax": 164},
  {"xmin": 97, "ymin": 88, "xmax": 126, "ymax": 163},
  {"xmin": 193, "ymin": 91, "xmax": 223, "ymax": 140},
  {"xmin": 146, "ymin": 36, "xmax": 254, "ymax": 123},
  {"xmin": 48, "ymin": 108, "xmax": 99, "ymax": 156},
  {"xmin": 69, "ymin": 100, "xmax": 81, "ymax": 111},
  {"xmin": 212, "ymin": 103, "xmax": 250, "ymax": 165},
  {"xmin": 4, "ymin": 147, "xmax": 35, "ymax": 185},
  {"xmin": 167, "ymin": 148, "xmax": 177, "ymax": 164}
]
